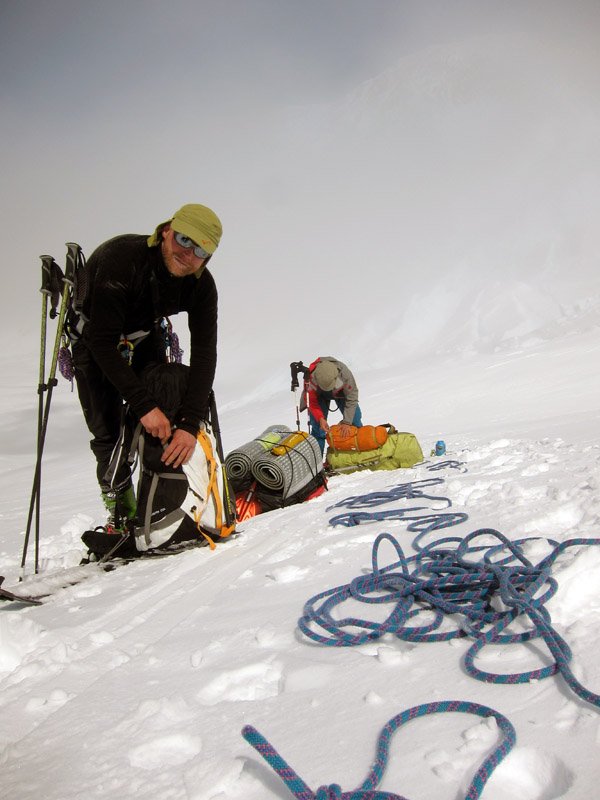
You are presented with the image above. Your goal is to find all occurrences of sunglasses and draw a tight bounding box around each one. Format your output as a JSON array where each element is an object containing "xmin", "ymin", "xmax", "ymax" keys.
[{"xmin": 173, "ymin": 231, "xmax": 211, "ymax": 260}]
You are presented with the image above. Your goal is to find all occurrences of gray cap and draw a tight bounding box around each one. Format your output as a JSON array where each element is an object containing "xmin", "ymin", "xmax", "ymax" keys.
[{"xmin": 313, "ymin": 360, "xmax": 338, "ymax": 391}]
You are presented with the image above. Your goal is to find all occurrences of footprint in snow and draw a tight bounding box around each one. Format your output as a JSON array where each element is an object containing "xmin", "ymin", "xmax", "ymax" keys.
[
  {"xmin": 264, "ymin": 539, "xmax": 304, "ymax": 564},
  {"xmin": 0, "ymin": 615, "xmax": 47, "ymax": 674},
  {"xmin": 487, "ymin": 454, "xmax": 522, "ymax": 473},
  {"xmin": 128, "ymin": 733, "xmax": 201, "ymax": 769},
  {"xmin": 553, "ymin": 699, "xmax": 596, "ymax": 732},
  {"xmin": 113, "ymin": 695, "xmax": 196, "ymax": 736},
  {"xmin": 426, "ymin": 715, "xmax": 500, "ymax": 781},
  {"xmin": 316, "ymin": 533, "xmax": 373, "ymax": 554},
  {"xmin": 483, "ymin": 746, "xmax": 574, "ymax": 799},
  {"xmin": 521, "ymin": 463, "xmax": 551, "ymax": 477},
  {"xmin": 266, "ymin": 564, "xmax": 309, "ymax": 583},
  {"xmin": 521, "ymin": 502, "xmax": 584, "ymax": 537},
  {"xmin": 427, "ymin": 722, "xmax": 573, "ymax": 800},
  {"xmin": 185, "ymin": 754, "xmax": 263, "ymax": 798},
  {"xmin": 488, "ymin": 439, "xmax": 512, "ymax": 450},
  {"xmin": 196, "ymin": 660, "xmax": 282, "ymax": 705},
  {"xmin": 283, "ymin": 663, "xmax": 335, "ymax": 692},
  {"xmin": 25, "ymin": 688, "xmax": 72, "ymax": 712},
  {"xmin": 254, "ymin": 623, "xmax": 276, "ymax": 647},
  {"xmin": 376, "ymin": 644, "xmax": 413, "ymax": 666},
  {"xmin": 452, "ymin": 480, "xmax": 496, "ymax": 506}
]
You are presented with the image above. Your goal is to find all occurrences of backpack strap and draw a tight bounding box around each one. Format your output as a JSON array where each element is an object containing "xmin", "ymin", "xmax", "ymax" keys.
[
  {"xmin": 102, "ymin": 407, "xmax": 138, "ymax": 491},
  {"xmin": 140, "ymin": 471, "xmax": 187, "ymax": 547},
  {"xmin": 194, "ymin": 430, "xmax": 236, "ymax": 542}
]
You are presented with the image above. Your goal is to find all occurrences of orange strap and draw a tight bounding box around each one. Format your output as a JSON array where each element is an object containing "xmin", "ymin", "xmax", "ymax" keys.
[{"xmin": 195, "ymin": 432, "xmax": 235, "ymax": 544}]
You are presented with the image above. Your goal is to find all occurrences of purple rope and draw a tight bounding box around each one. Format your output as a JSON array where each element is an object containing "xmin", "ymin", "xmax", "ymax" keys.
[
  {"xmin": 326, "ymin": 479, "xmax": 450, "ymax": 512},
  {"xmin": 242, "ymin": 700, "xmax": 515, "ymax": 799},
  {"xmin": 298, "ymin": 527, "xmax": 600, "ymax": 707},
  {"xmin": 58, "ymin": 345, "xmax": 75, "ymax": 385},
  {"xmin": 168, "ymin": 329, "xmax": 184, "ymax": 364},
  {"xmin": 302, "ymin": 478, "xmax": 600, "ymax": 706}
]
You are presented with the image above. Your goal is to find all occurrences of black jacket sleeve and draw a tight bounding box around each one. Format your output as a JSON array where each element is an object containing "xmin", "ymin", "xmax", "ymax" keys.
[
  {"xmin": 175, "ymin": 270, "xmax": 218, "ymax": 434},
  {"xmin": 84, "ymin": 242, "xmax": 157, "ymax": 420}
]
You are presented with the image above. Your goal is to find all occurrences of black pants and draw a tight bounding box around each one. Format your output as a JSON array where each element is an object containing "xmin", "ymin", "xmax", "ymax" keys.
[{"xmin": 72, "ymin": 337, "xmax": 162, "ymax": 492}]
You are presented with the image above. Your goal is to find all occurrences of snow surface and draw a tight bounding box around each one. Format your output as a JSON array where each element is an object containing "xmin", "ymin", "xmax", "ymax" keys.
[
  {"xmin": 1, "ymin": 301, "xmax": 599, "ymax": 799},
  {"xmin": 2, "ymin": 15, "xmax": 600, "ymax": 799}
]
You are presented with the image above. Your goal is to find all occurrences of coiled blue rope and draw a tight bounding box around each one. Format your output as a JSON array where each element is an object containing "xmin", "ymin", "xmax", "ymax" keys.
[
  {"xmin": 243, "ymin": 476, "xmax": 598, "ymax": 796},
  {"xmin": 242, "ymin": 700, "xmax": 516, "ymax": 799},
  {"xmin": 425, "ymin": 459, "xmax": 467, "ymax": 472},
  {"xmin": 299, "ymin": 526, "xmax": 600, "ymax": 707},
  {"xmin": 327, "ymin": 478, "xmax": 469, "ymax": 554},
  {"xmin": 326, "ymin": 478, "xmax": 451, "ymax": 512}
]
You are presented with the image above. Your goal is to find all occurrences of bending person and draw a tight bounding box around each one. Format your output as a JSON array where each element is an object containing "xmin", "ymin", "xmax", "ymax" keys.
[
  {"xmin": 305, "ymin": 356, "xmax": 362, "ymax": 455},
  {"xmin": 69, "ymin": 204, "xmax": 222, "ymax": 530}
]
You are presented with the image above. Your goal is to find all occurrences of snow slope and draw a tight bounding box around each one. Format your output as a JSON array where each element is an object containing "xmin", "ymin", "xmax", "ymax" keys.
[{"xmin": 1, "ymin": 304, "xmax": 599, "ymax": 800}]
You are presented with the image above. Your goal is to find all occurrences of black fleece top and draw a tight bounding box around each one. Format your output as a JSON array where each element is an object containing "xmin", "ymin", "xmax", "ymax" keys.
[{"xmin": 82, "ymin": 234, "xmax": 218, "ymax": 434}]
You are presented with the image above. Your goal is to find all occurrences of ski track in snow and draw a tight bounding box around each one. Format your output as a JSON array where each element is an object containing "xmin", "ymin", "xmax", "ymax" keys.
[{"xmin": 1, "ymin": 433, "xmax": 600, "ymax": 799}]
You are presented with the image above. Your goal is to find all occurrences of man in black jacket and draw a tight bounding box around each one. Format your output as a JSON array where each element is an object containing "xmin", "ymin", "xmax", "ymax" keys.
[{"xmin": 71, "ymin": 204, "xmax": 222, "ymax": 528}]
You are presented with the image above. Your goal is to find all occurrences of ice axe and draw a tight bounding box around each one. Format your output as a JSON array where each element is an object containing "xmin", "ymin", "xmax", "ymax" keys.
[{"xmin": 289, "ymin": 361, "xmax": 309, "ymax": 431}]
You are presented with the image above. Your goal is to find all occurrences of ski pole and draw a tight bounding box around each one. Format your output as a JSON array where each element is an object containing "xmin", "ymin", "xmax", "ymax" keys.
[
  {"xmin": 21, "ymin": 256, "xmax": 62, "ymax": 575},
  {"xmin": 34, "ymin": 257, "xmax": 55, "ymax": 564},
  {"xmin": 21, "ymin": 244, "xmax": 78, "ymax": 575},
  {"xmin": 290, "ymin": 361, "xmax": 308, "ymax": 431}
]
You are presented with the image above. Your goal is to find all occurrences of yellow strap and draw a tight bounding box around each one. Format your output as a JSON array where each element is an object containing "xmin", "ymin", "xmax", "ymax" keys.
[
  {"xmin": 198, "ymin": 432, "xmax": 221, "ymax": 525},
  {"xmin": 192, "ymin": 519, "xmax": 216, "ymax": 551},
  {"xmin": 195, "ymin": 431, "xmax": 235, "ymax": 540}
]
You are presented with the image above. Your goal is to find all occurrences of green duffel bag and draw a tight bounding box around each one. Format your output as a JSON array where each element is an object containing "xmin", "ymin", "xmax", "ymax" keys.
[{"xmin": 325, "ymin": 432, "xmax": 424, "ymax": 474}]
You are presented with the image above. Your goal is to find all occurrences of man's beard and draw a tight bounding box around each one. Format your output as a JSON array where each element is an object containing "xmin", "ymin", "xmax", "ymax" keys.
[{"xmin": 161, "ymin": 241, "xmax": 197, "ymax": 277}]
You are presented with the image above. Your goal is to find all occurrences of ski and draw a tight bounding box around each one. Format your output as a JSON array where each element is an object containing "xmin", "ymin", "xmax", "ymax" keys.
[
  {"xmin": 0, "ymin": 576, "xmax": 44, "ymax": 605},
  {"xmin": 0, "ymin": 536, "xmax": 214, "ymax": 607},
  {"xmin": 0, "ymin": 561, "xmax": 127, "ymax": 606}
]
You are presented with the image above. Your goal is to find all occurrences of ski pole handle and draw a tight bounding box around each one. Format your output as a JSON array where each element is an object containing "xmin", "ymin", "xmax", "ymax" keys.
[
  {"xmin": 64, "ymin": 241, "xmax": 81, "ymax": 286},
  {"xmin": 290, "ymin": 361, "xmax": 308, "ymax": 391},
  {"xmin": 39, "ymin": 255, "xmax": 55, "ymax": 295},
  {"xmin": 40, "ymin": 256, "xmax": 65, "ymax": 318}
]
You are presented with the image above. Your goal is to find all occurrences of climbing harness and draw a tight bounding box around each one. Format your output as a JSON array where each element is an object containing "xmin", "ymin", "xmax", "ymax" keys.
[{"xmin": 242, "ymin": 700, "xmax": 516, "ymax": 800}]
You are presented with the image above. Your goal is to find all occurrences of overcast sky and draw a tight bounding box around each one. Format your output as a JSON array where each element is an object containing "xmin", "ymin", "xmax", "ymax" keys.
[{"xmin": 2, "ymin": 1, "xmax": 600, "ymax": 391}]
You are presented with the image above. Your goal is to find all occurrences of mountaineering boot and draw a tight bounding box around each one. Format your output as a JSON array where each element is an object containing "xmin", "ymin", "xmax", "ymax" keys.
[
  {"xmin": 101, "ymin": 484, "xmax": 137, "ymax": 533},
  {"xmin": 80, "ymin": 484, "xmax": 138, "ymax": 561}
]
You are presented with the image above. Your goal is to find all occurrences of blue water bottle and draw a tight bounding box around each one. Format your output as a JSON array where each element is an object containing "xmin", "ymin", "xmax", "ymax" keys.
[{"xmin": 435, "ymin": 440, "xmax": 446, "ymax": 456}]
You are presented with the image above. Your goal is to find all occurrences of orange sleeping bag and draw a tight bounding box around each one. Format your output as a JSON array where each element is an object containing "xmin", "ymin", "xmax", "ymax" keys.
[{"xmin": 326, "ymin": 424, "xmax": 392, "ymax": 452}]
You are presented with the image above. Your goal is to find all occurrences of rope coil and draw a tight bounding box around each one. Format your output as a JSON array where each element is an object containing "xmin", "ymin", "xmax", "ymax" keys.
[
  {"xmin": 244, "ymin": 473, "xmax": 598, "ymax": 799},
  {"xmin": 299, "ymin": 524, "xmax": 600, "ymax": 706},
  {"xmin": 242, "ymin": 700, "xmax": 516, "ymax": 799}
]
